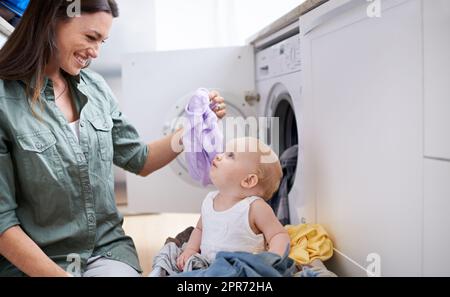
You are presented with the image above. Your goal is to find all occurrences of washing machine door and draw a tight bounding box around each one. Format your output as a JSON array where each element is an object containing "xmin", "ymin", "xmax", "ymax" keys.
[
  {"xmin": 263, "ymin": 82, "xmax": 299, "ymax": 156},
  {"xmin": 258, "ymin": 75, "xmax": 303, "ymax": 225},
  {"xmin": 122, "ymin": 46, "xmax": 256, "ymax": 214}
]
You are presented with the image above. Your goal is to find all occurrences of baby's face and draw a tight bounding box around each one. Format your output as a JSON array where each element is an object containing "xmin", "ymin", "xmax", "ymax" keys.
[{"xmin": 210, "ymin": 139, "xmax": 260, "ymax": 190}]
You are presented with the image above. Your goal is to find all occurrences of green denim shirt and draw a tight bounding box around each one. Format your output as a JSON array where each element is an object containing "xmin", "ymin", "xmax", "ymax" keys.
[{"xmin": 0, "ymin": 69, "xmax": 149, "ymax": 276}]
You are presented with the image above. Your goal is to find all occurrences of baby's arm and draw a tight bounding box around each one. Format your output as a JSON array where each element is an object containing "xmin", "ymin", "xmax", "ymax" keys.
[
  {"xmin": 251, "ymin": 200, "xmax": 291, "ymax": 257},
  {"xmin": 176, "ymin": 217, "xmax": 203, "ymax": 270},
  {"xmin": 185, "ymin": 217, "xmax": 203, "ymax": 253}
]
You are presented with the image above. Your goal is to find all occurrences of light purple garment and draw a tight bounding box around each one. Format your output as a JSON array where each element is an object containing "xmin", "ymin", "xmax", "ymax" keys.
[{"xmin": 183, "ymin": 88, "xmax": 223, "ymax": 186}]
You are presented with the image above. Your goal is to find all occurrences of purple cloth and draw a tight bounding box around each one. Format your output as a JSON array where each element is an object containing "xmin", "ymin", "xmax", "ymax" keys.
[{"xmin": 183, "ymin": 88, "xmax": 223, "ymax": 186}]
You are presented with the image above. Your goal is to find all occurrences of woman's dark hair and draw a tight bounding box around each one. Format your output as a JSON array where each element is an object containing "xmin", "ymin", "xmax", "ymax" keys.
[{"xmin": 0, "ymin": 0, "xmax": 119, "ymax": 113}]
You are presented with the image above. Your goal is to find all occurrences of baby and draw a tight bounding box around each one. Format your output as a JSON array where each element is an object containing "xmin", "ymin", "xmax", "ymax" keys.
[{"xmin": 176, "ymin": 137, "xmax": 290, "ymax": 270}]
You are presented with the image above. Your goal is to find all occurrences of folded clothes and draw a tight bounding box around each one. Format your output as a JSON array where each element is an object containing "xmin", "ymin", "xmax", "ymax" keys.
[
  {"xmin": 182, "ymin": 88, "xmax": 223, "ymax": 186},
  {"xmin": 286, "ymin": 224, "xmax": 334, "ymax": 265}
]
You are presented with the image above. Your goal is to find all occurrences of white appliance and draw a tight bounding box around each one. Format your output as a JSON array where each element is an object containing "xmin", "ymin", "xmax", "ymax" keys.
[
  {"xmin": 122, "ymin": 47, "xmax": 258, "ymax": 214},
  {"xmin": 0, "ymin": 16, "xmax": 13, "ymax": 48},
  {"xmin": 300, "ymin": 0, "xmax": 450, "ymax": 276},
  {"xmin": 254, "ymin": 25, "xmax": 307, "ymax": 225},
  {"xmin": 0, "ymin": 32, "xmax": 6, "ymax": 47},
  {"xmin": 122, "ymin": 27, "xmax": 307, "ymax": 222}
]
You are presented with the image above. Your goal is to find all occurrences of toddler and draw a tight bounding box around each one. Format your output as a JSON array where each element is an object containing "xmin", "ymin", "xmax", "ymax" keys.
[{"xmin": 176, "ymin": 137, "xmax": 290, "ymax": 270}]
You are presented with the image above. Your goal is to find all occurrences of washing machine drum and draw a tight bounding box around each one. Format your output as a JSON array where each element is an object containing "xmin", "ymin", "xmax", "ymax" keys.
[
  {"xmin": 274, "ymin": 98, "xmax": 298, "ymax": 154},
  {"xmin": 263, "ymin": 87, "xmax": 300, "ymax": 220},
  {"xmin": 266, "ymin": 89, "xmax": 299, "ymax": 156}
]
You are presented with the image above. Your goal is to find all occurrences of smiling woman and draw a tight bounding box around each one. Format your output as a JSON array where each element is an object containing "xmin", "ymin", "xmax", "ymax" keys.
[
  {"xmin": 0, "ymin": 0, "xmax": 155, "ymax": 277},
  {"xmin": 0, "ymin": 0, "xmax": 118, "ymax": 109},
  {"xmin": 0, "ymin": 0, "xmax": 226, "ymax": 277}
]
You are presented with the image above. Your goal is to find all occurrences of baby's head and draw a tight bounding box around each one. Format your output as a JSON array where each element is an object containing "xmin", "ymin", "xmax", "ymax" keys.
[{"xmin": 210, "ymin": 137, "xmax": 283, "ymax": 200}]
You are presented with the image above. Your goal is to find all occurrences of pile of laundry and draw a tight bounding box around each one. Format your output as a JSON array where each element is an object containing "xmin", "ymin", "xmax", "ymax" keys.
[{"xmin": 149, "ymin": 224, "xmax": 337, "ymax": 277}]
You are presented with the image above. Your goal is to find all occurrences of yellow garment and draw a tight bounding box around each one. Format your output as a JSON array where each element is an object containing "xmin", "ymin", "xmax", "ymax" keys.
[{"xmin": 285, "ymin": 224, "xmax": 334, "ymax": 265}]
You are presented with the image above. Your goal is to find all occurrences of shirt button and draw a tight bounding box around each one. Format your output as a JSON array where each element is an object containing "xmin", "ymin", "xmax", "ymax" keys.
[
  {"xmin": 36, "ymin": 142, "xmax": 43, "ymax": 149},
  {"xmin": 88, "ymin": 215, "xmax": 95, "ymax": 223},
  {"xmin": 80, "ymin": 120, "xmax": 85, "ymax": 127},
  {"xmin": 106, "ymin": 252, "xmax": 112, "ymax": 258}
]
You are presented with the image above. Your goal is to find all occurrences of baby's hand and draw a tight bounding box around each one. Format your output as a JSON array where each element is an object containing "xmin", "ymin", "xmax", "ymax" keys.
[{"xmin": 176, "ymin": 248, "xmax": 198, "ymax": 271}]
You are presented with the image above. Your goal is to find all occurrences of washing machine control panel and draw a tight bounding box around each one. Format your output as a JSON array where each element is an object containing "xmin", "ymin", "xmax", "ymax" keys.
[{"xmin": 255, "ymin": 33, "xmax": 301, "ymax": 81}]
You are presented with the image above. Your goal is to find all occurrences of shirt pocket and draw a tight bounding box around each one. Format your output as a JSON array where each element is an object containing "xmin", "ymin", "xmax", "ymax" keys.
[
  {"xmin": 88, "ymin": 115, "xmax": 114, "ymax": 162},
  {"xmin": 16, "ymin": 130, "xmax": 61, "ymax": 178},
  {"xmin": 17, "ymin": 130, "xmax": 57, "ymax": 153},
  {"xmin": 16, "ymin": 130, "xmax": 72, "ymax": 225}
]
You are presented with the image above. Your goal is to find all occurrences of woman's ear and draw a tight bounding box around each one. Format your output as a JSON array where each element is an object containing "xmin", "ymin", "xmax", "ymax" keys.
[{"xmin": 241, "ymin": 174, "xmax": 259, "ymax": 189}]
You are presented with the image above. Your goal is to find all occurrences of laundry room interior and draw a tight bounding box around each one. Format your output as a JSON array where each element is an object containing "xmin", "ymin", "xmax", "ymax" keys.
[{"xmin": 1, "ymin": 0, "xmax": 449, "ymax": 277}]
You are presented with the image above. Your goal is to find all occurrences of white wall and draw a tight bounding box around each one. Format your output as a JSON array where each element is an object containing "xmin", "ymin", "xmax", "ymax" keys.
[
  {"xmin": 153, "ymin": 0, "xmax": 304, "ymax": 50},
  {"xmin": 91, "ymin": 0, "xmax": 157, "ymax": 74},
  {"xmin": 92, "ymin": 0, "xmax": 305, "ymax": 70}
]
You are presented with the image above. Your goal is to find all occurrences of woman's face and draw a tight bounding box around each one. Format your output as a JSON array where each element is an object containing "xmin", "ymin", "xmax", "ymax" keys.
[{"xmin": 54, "ymin": 12, "xmax": 113, "ymax": 75}]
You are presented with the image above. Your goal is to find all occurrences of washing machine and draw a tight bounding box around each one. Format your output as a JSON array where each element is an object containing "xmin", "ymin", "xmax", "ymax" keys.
[
  {"xmin": 255, "ymin": 29, "xmax": 311, "ymax": 225},
  {"xmin": 121, "ymin": 22, "xmax": 312, "ymax": 221},
  {"xmin": 122, "ymin": 46, "xmax": 258, "ymax": 214}
]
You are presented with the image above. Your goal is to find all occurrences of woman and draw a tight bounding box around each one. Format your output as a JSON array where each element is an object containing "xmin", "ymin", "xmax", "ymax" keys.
[{"xmin": 0, "ymin": 0, "xmax": 226, "ymax": 277}]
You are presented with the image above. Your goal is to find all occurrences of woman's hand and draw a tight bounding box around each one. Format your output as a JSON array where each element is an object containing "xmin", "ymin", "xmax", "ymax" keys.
[{"xmin": 209, "ymin": 90, "xmax": 227, "ymax": 119}]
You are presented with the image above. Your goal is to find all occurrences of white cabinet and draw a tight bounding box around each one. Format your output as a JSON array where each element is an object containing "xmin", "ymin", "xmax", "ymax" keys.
[
  {"xmin": 300, "ymin": 0, "xmax": 424, "ymax": 276},
  {"xmin": 424, "ymin": 0, "xmax": 450, "ymax": 161},
  {"xmin": 424, "ymin": 159, "xmax": 450, "ymax": 276}
]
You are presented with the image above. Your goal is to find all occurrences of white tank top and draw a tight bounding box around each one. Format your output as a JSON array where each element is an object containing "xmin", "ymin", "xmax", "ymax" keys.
[
  {"xmin": 200, "ymin": 191, "xmax": 266, "ymax": 262},
  {"xmin": 68, "ymin": 119, "xmax": 80, "ymax": 143}
]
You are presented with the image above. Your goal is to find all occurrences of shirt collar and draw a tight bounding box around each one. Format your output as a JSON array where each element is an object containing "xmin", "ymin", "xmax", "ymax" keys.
[{"xmin": 23, "ymin": 71, "xmax": 82, "ymax": 100}]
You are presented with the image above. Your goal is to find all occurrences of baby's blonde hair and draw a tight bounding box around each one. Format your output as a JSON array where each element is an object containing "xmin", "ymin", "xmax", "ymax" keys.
[{"xmin": 231, "ymin": 137, "xmax": 283, "ymax": 200}]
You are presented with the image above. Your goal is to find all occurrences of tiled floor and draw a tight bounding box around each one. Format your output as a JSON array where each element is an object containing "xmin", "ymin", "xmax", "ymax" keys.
[{"xmin": 122, "ymin": 213, "xmax": 199, "ymax": 276}]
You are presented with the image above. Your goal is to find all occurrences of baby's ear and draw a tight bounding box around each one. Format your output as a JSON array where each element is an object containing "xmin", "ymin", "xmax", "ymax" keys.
[{"xmin": 241, "ymin": 174, "xmax": 259, "ymax": 189}]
